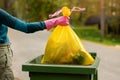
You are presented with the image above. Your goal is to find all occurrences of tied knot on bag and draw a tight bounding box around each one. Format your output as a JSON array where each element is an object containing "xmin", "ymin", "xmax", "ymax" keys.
[
  {"xmin": 48, "ymin": 6, "xmax": 86, "ymax": 26},
  {"xmin": 49, "ymin": 7, "xmax": 86, "ymax": 26},
  {"xmin": 49, "ymin": 7, "xmax": 86, "ymax": 18}
]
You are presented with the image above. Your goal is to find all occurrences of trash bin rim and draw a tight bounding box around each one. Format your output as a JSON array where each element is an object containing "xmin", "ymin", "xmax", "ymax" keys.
[{"xmin": 22, "ymin": 52, "xmax": 100, "ymax": 74}]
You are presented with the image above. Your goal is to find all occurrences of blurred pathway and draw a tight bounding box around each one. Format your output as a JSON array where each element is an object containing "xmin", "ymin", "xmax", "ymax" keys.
[
  {"xmin": 83, "ymin": 40, "xmax": 120, "ymax": 80},
  {"xmin": 8, "ymin": 28, "xmax": 120, "ymax": 80}
]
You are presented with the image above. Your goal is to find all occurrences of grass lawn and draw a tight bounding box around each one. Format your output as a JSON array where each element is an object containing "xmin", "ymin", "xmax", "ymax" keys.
[{"xmin": 73, "ymin": 26, "xmax": 120, "ymax": 46}]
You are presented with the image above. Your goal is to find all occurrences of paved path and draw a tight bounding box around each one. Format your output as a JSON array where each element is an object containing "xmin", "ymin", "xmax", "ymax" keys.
[
  {"xmin": 8, "ymin": 28, "xmax": 120, "ymax": 80},
  {"xmin": 83, "ymin": 41, "xmax": 120, "ymax": 80}
]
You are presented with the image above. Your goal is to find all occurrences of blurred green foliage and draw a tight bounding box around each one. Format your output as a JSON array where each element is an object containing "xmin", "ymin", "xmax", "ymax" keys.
[
  {"xmin": 13, "ymin": 0, "xmax": 86, "ymax": 22},
  {"xmin": 109, "ymin": 16, "xmax": 120, "ymax": 35}
]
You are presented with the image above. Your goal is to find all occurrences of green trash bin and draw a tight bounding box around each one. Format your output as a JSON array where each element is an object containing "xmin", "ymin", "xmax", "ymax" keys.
[{"xmin": 22, "ymin": 53, "xmax": 100, "ymax": 80}]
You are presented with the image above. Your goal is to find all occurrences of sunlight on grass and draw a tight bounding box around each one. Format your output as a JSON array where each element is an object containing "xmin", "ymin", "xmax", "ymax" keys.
[{"xmin": 73, "ymin": 26, "xmax": 120, "ymax": 46}]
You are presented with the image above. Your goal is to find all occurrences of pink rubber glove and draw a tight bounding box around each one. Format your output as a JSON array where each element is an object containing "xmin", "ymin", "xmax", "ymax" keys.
[{"xmin": 44, "ymin": 16, "xmax": 69, "ymax": 30}]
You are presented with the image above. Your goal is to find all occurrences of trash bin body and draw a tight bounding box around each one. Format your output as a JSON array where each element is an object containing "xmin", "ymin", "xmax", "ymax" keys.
[{"xmin": 22, "ymin": 53, "xmax": 100, "ymax": 80}]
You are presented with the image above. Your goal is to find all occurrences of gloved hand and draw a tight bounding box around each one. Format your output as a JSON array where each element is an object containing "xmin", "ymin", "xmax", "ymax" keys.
[{"xmin": 44, "ymin": 16, "xmax": 69, "ymax": 30}]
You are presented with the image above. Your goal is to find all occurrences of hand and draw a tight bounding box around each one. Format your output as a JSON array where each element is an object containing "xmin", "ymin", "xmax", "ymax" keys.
[{"xmin": 44, "ymin": 16, "xmax": 69, "ymax": 30}]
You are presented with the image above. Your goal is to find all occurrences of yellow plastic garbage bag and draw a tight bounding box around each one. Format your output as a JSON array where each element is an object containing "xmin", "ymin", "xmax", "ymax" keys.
[{"xmin": 41, "ymin": 7, "xmax": 94, "ymax": 65}]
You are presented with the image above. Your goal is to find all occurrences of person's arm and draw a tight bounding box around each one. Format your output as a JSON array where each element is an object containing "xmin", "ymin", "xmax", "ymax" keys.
[
  {"xmin": 0, "ymin": 9, "xmax": 69, "ymax": 33},
  {"xmin": 0, "ymin": 9, "xmax": 46, "ymax": 33}
]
